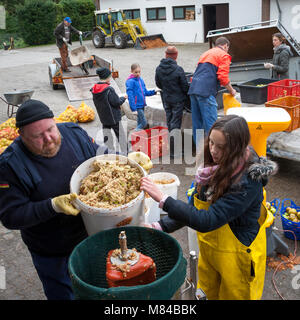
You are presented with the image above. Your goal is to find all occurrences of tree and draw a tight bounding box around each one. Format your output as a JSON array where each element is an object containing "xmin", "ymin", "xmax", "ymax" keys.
[
  {"xmin": 16, "ymin": 0, "xmax": 56, "ymax": 45},
  {"xmin": 0, "ymin": 0, "xmax": 25, "ymax": 15},
  {"xmin": 58, "ymin": 0, "xmax": 95, "ymax": 34}
]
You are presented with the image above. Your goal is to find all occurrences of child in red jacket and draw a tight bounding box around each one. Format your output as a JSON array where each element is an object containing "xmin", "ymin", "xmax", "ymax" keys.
[{"xmin": 91, "ymin": 67, "xmax": 127, "ymax": 153}]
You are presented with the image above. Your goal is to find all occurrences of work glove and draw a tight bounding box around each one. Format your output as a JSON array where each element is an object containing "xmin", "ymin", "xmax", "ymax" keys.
[
  {"xmin": 79, "ymin": 31, "xmax": 83, "ymax": 36},
  {"xmin": 52, "ymin": 193, "xmax": 80, "ymax": 216},
  {"xmin": 128, "ymin": 151, "xmax": 153, "ymax": 172},
  {"xmin": 264, "ymin": 62, "xmax": 274, "ymax": 69},
  {"xmin": 62, "ymin": 37, "xmax": 67, "ymax": 43}
]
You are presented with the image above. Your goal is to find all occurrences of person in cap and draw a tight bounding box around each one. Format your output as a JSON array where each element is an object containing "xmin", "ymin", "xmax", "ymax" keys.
[
  {"xmin": 54, "ymin": 17, "xmax": 82, "ymax": 72},
  {"xmin": 155, "ymin": 46, "xmax": 189, "ymax": 157},
  {"xmin": 0, "ymin": 99, "xmax": 109, "ymax": 300},
  {"xmin": 91, "ymin": 67, "xmax": 128, "ymax": 153}
]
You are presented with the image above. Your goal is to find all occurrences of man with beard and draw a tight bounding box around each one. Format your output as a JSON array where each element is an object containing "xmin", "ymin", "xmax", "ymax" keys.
[{"xmin": 0, "ymin": 99, "xmax": 107, "ymax": 300}]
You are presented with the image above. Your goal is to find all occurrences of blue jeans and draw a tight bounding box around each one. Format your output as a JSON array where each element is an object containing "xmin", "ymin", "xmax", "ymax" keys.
[
  {"xmin": 30, "ymin": 251, "xmax": 74, "ymax": 300},
  {"xmin": 190, "ymin": 94, "xmax": 218, "ymax": 143},
  {"xmin": 135, "ymin": 108, "xmax": 148, "ymax": 131}
]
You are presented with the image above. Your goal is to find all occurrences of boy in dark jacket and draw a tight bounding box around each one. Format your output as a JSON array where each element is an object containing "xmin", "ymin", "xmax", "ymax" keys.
[
  {"xmin": 155, "ymin": 46, "xmax": 189, "ymax": 132},
  {"xmin": 91, "ymin": 67, "xmax": 128, "ymax": 153}
]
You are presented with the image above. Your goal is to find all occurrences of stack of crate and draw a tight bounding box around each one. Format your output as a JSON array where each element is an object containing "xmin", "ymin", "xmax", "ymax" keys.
[{"xmin": 265, "ymin": 79, "xmax": 300, "ymax": 132}]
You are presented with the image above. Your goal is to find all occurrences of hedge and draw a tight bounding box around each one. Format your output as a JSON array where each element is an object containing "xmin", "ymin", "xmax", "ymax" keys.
[
  {"xmin": 16, "ymin": 0, "xmax": 57, "ymax": 45},
  {"xmin": 56, "ymin": 0, "xmax": 95, "ymax": 37},
  {"xmin": 11, "ymin": 0, "xmax": 95, "ymax": 46}
]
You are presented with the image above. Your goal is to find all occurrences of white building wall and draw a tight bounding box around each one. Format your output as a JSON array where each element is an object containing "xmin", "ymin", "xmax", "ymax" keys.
[
  {"xmin": 270, "ymin": 0, "xmax": 300, "ymax": 42},
  {"xmin": 100, "ymin": 0, "xmax": 262, "ymax": 43}
]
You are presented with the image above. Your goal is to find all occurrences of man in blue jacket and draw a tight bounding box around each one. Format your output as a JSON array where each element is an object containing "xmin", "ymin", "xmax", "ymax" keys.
[{"xmin": 0, "ymin": 99, "xmax": 107, "ymax": 300}]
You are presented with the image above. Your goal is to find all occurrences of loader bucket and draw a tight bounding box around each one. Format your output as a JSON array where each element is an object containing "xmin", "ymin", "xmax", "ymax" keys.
[
  {"xmin": 70, "ymin": 45, "xmax": 91, "ymax": 66},
  {"xmin": 134, "ymin": 34, "xmax": 167, "ymax": 50}
]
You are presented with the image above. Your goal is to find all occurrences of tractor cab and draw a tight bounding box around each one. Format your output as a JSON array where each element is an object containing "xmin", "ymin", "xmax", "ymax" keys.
[{"xmin": 95, "ymin": 9, "xmax": 124, "ymax": 36}]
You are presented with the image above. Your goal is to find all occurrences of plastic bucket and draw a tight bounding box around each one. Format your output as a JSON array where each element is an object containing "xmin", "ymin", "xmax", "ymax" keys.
[
  {"xmin": 70, "ymin": 154, "xmax": 146, "ymax": 235},
  {"xmin": 144, "ymin": 197, "xmax": 159, "ymax": 224},
  {"xmin": 148, "ymin": 172, "xmax": 180, "ymax": 218},
  {"xmin": 144, "ymin": 204, "xmax": 150, "ymax": 224}
]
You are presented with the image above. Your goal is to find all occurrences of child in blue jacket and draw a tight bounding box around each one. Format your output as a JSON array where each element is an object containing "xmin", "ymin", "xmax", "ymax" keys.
[{"xmin": 126, "ymin": 63, "xmax": 157, "ymax": 131}]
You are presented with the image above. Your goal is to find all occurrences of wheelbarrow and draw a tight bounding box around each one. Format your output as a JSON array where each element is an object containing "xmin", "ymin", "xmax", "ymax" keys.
[
  {"xmin": 67, "ymin": 35, "xmax": 91, "ymax": 75},
  {"xmin": 0, "ymin": 90, "xmax": 34, "ymax": 118}
]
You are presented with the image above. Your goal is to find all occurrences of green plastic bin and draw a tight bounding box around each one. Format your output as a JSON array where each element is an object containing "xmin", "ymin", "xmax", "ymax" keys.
[{"xmin": 68, "ymin": 226, "xmax": 187, "ymax": 300}]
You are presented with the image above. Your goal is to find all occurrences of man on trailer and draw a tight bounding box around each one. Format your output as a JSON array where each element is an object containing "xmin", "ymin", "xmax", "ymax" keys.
[{"xmin": 54, "ymin": 17, "xmax": 82, "ymax": 72}]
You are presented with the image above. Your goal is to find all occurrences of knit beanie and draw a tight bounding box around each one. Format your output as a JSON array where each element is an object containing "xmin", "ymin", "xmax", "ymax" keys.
[
  {"xmin": 165, "ymin": 46, "xmax": 178, "ymax": 60},
  {"xmin": 16, "ymin": 99, "xmax": 54, "ymax": 128},
  {"xmin": 96, "ymin": 67, "xmax": 111, "ymax": 80}
]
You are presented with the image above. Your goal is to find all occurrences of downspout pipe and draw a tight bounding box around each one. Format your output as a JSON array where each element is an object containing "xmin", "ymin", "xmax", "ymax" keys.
[{"xmin": 275, "ymin": 0, "xmax": 282, "ymax": 22}]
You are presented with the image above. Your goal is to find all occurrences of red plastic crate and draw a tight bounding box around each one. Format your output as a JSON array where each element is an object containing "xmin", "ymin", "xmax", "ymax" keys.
[
  {"xmin": 130, "ymin": 126, "xmax": 169, "ymax": 159},
  {"xmin": 267, "ymin": 79, "xmax": 300, "ymax": 101}
]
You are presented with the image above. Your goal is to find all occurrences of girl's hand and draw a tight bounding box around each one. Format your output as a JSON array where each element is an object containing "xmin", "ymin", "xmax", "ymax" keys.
[{"xmin": 140, "ymin": 177, "xmax": 164, "ymax": 202}]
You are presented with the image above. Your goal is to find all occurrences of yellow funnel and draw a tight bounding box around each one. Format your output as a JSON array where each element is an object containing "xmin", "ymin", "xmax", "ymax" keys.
[
  {"xmin": 223, "ymin": 93, "xmax": 241, "ymax": 114},
  {"xmin": 227, "ymin": 107, "xmax": 291, "ymax": 208},
  {"xmin": 227, "ymin": 107, "xmax": 291, "ymax": 157}
]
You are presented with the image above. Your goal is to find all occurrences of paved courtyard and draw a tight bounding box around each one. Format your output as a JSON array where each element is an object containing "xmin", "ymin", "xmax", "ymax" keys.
[{"xmin": 0, "ymin": 41, "xmax": 299, "ymax": 300}]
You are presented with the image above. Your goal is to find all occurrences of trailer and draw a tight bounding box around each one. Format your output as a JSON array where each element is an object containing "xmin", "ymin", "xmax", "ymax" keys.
[
  {"xmin": 48, "ymin": 55, "xmax": 118, "ymax": 102},
  {"xmin": 207, "ymin": 19, "xmax": 300, "ymax": 83}
]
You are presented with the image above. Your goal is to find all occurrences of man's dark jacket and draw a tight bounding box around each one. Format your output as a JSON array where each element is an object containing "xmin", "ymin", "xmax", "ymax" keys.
[
  {"xmin": 0, "ymin": 123, "xmax": 103, "ymax": 256},
  {"xmin": 155, "ymin": 58, "xmax": 189, "ymax": 104},
  {"xmin": 54, "ymin": 22, "xmax": 79, "ymax": 48},
  {"xmin": 91, "ymin": 82, "xmax": 126, "ymax": 126}
]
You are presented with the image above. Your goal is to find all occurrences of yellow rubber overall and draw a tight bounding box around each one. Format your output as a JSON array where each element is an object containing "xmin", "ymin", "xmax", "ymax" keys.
[{"xmin": 194, "ymin": 194, "xmax": 267, "ymax": 300}]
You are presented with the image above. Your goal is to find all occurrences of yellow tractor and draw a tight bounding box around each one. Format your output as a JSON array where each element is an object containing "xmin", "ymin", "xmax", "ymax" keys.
[{"xmin": 92, "ymin": 9, "xmax": 167, "ymax": 50}]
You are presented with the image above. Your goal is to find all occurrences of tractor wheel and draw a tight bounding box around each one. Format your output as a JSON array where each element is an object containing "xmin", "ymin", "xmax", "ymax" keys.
[
  {"xmin": 92, "ymin": 30, "xmax": 105, "ymax": 48},
  {"xmin": 113, "ymin": 31, "xmax": 127, "ymax": 49}
]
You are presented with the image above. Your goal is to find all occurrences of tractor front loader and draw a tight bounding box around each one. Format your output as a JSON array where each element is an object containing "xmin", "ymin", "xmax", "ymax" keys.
[{"xmin": 92, "ymin": 9, "xmax": 167, "ymax": 50}]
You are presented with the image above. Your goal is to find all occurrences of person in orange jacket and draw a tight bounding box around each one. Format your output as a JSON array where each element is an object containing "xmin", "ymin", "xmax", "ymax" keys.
[{"xmin": 188, "ymin": 36, "xmax": 236, "ymax": 144}]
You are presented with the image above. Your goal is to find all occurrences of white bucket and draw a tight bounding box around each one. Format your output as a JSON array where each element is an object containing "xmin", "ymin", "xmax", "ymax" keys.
[
  {"xmin": 144, "ymin": 204, "xmax": 150, "ymax": 224},
  {"xmin": 70, "ymin": 154, "xmax": 146, "ymax": 235},
  {"xmin": 147, "ymin": 172, "xmax": 180, "ymax": 219},
  {"xmin": 144, "ymin": 197, "xmax": 159, "ymax": 224}
]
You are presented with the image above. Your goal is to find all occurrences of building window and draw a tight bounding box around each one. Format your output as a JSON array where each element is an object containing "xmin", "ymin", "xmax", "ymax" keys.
[
  {"xmin": 173, "ymin": 6, "xmax": 195, "ymax": 20},
  {"xmin": 146, "ymin": 7, "xmax": 166, "ymax": 21},
  {"xmin": 123, "ymin": 9, "xmax": 140, "ymax": 19}
]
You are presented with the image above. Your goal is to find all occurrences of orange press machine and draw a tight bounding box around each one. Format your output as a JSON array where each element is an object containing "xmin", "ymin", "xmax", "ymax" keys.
[{"xmin": 227, "ymin": 106, "xmax": 291, "ymax": 256}]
